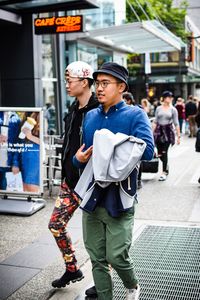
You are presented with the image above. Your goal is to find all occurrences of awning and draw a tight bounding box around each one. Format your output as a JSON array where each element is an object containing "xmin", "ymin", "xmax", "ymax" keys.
[
  {"xmin": 0, "ymin": 0, "xmax": 98, "ymax": 13},
  {"xmin": 66, "ymin": 20, "xmax": 186, "ymax": 54}
]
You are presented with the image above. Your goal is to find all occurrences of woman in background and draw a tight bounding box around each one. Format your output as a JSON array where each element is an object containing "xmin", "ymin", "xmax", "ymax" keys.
[
  {"xmin": 153, "ymin": 91, "xmax": 180, "ymax": 181},
  {"xmin": 141, "ymin": 98, "xmax": 151, "ymax": 116}
]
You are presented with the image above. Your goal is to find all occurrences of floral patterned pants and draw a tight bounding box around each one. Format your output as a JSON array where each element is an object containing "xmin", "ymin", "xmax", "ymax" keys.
[{"xmin": 48, "ymin": 181, "xmax": 81, "ymax": 272}]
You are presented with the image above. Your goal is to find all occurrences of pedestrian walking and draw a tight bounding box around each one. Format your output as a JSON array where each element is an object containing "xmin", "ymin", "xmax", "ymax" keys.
[
  {"xmin": 122, "ymin": 92, "xmax": 142, "ymax": 189},
  {"xmin": 138, "ymin": 98, "xmax": 153, "ymax": 188},
  {"xmin": 48, "ymin": 61, "xmax": 99, "ymax": 289},
  {"xmin": 153, "ymin": 90, "xmax": 180, "ymax": 181},
  {"xmin": 122, "ymin": 91, "xmax": 135, "ymax": 106},
  {"xmin": 44, "ymin": 103, "xmax": 56, "ymax": 135},
  {"xmin": 141, "ymin": 98, "xmax": 151, "ymax": 116},
  {"xmin": 74, "ymin": 62, "xmax": 154, "ymax": 300},
  {"xmin": 195, "ymin": 102, "xmax": 200, "ymax": 153},
  {"xmin": 185, "ymin": 95, "xmax": 197, "ymax": 137},
  {"xmin": 175, "ymin": 97, "xmax": 185, "ymax": 133}
]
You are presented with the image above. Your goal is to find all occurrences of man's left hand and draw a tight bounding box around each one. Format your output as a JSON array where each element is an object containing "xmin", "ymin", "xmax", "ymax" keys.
[{"xmin": 75, "ymin": 144, "xmax": 93, "ymax": 163}]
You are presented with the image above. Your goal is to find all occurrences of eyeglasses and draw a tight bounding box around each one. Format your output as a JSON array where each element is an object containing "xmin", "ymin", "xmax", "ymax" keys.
[
  {"xmin": 94, "ymin": 80, "xmax": 120, "ymax": 89},
  {"xmin": 64, "ymin": 79, "xmax": 84, "ymax": 85}
]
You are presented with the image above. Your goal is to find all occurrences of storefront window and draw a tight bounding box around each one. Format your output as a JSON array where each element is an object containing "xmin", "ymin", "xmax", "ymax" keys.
[
  {"xmin": 77, "ymin": 42, "xmax": 98, "ymax": 70},
  {"xmin": 42, "ymin": 35, "xmax": 57, "ymax": 135},
  {"xmin": 97, "ymin": 48, "xmax": 112, "ymax": 67},
  {"xmin": 68, "ymin": 0, "xmax": 126, "ymax": 30},
  {"xmin": 77, "ymin": 42, "xmax": 112, "ymax": 68},
  {"xmin": 151, "ymin": 51, "xmax": 179, "ymax": 63}
]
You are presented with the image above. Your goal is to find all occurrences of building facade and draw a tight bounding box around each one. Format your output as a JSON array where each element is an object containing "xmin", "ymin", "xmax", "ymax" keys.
[
  {"xmin": 0, "ymin": 0, "xmax": 187, "ymax": 134},
  {"xmin": 128, "ymin": 1, "xmax": 200, "ymax": 103}
]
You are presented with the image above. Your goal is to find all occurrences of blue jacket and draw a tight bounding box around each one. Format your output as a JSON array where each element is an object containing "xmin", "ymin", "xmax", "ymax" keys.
[{"xmin": 74, "ymin": 101, "xmax": 154, "ymax": 216}]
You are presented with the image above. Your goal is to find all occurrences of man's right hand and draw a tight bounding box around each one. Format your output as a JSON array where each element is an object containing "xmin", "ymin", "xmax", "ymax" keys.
[{"xmin": 75, "ymin": 144, "xmax": 93, "ymax": 163}]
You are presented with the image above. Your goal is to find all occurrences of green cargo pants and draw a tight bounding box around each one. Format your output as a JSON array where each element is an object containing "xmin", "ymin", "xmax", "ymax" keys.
[{"xmin": 82, "ymin": 206, "xmax": 138, "ymax": 300}]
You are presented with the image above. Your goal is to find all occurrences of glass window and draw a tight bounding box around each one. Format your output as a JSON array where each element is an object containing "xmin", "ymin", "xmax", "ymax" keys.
[
  {"xmin": 77, "ymin": 42, "xmax": 98, "ymax": 70},
  {"xmin": 67, "ymin": 0, "xmax": 126, "ymax": 30},
  {"xmin": 42, "ymin": 35, "xmax": 57, "ymax": 135},
  {"xmin": 150, "ymin": 51, "xmax": 179, "ymax": 63},
  {"xmin": 97, "ymin": 48, "xmax": 112, "ymax": 67},
  {"xmin": 76, "ymin": 42, "xmax": 112, "ymax": 70},
  {"xmin": 159, "ymin": 52, "xmax": 168, "ymax": 62}
]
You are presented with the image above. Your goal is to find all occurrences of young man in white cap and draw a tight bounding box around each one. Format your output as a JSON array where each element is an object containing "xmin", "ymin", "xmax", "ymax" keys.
[
  {"xmin": 48, "ymin": 61, "xmax": 98, "ymax": 289},
  {"xmin": 74, "ymin": 62, "xmax": 154, "ymax": 300}
]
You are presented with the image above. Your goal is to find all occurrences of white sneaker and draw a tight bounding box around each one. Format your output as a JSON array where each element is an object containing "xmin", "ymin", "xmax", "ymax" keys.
[
  {"xmin": 158, "ymin": 174, "xmax": 167, "ymax": 181},
  {"xmin": 126, "ymin": 285, "xmax": 140, "ymax": 300}
]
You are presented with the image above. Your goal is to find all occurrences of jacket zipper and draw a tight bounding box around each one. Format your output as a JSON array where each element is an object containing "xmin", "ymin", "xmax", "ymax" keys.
[
  {"xmin": 78, "ymin": 114, "xmax": 85, "ymax": 177},
  {"xmin": 62, "ymin": 110, "xmax": 75, "ymax": 161},
  {"xmin": 127, "ymin": 176, "xmax": 131, "ymax": 190}
]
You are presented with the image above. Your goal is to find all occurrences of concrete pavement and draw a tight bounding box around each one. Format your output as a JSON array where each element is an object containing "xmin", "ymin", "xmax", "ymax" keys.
[{"xmin": 0, "ymin": 134, "xmax": 200, "ymax": 300}]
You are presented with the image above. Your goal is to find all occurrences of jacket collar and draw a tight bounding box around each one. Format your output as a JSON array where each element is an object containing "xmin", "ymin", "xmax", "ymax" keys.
[{"xmin": 99, "ymin": 100, "xmax": 126, "ymax": 114}]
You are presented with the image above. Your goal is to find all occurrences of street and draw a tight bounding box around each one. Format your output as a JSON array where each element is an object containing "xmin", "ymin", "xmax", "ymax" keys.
[{"xmin": 136, "ymin": 134, "xmax": 200, "ymax": 223}]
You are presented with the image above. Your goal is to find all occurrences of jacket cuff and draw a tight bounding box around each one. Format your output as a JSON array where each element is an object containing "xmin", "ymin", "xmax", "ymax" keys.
[{"xmin": 72, "ymin": 155, "xmax": 86, "ymax": 169}]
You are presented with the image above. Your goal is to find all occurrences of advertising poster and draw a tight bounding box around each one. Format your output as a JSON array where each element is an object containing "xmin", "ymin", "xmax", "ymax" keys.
[{"xmin": 0, "ymin": 108, "xmax": 43, "ymax": 196}]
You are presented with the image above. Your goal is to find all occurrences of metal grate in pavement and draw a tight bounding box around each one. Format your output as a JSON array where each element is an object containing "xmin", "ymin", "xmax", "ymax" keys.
[{"xmin": 113, "ymin": 225, "xmax": 200, "ymax": 300}]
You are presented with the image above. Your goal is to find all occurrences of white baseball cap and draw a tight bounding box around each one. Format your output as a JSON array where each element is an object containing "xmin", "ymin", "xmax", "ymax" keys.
[{"xmin": 65, "ymin": 61, "xmax": 93, "ymax": 79}]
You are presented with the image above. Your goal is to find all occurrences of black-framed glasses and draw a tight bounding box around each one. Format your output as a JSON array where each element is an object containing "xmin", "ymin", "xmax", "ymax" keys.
[{"xmin": 94, "ymin": 80, "xmax": 120, "ymax": 89}]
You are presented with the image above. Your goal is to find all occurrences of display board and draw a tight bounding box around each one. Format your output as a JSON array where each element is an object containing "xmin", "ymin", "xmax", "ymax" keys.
[{"xmin": 0, "ymin": 108, "xmax": 45, "ymax": 215}]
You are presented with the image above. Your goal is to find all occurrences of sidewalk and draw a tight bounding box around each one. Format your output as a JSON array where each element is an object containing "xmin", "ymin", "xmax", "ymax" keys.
[{"xmin": 0, "ymin": 134, "xmax": 200, "ymax": 300}]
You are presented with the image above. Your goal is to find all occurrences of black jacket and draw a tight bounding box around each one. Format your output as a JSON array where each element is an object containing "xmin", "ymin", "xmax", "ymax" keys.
[
  {"xmin": 185, "ymin": 101, "xmax": 197, "ymax": 118},
  {"xmin": 62, "ymin": 92, "xmax": 98, "ymax": 188}
]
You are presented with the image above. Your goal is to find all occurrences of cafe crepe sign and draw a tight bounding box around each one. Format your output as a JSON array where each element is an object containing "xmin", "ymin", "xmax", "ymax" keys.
[{"xmin": 34, "ymin": 15, "xmax": 83, "ymax": 34}]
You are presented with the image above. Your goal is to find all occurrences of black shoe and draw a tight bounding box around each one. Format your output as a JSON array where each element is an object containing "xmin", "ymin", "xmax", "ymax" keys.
[
  {"xmin": 85, "ymin": 286, "xmax": 97, "ymax": 298},
  {"xmin": 52, "ymin": 269, "xmax": 84, "ymax": 288},
  {"xmin": 165, "ymin": 167, "xmax": 169, "ymax": 175}
]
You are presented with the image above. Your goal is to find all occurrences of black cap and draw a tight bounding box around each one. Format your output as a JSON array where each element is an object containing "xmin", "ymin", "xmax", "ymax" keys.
[
  {"xmin": 162, "ymin": 90, "xmax": 173, "ymax": 98},
  {"xmin": 93, "ymin": 62, "xmax": 129, "ymax": 91}
]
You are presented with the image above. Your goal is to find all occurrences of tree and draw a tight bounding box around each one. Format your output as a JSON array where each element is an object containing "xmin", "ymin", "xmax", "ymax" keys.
[{"xmin": 126, "ymin": 0, "xmax": 188, "ymax": 41}]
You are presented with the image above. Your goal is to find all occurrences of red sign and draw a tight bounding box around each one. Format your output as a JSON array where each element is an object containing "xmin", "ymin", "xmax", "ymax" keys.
[{"xmin": 34, "ymin": 15, "xmax": 83, "ymax": 34}]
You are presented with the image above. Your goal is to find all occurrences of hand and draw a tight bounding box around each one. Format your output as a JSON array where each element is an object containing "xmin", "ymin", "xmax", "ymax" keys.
[
  {"xmin": 75, "ymin": 144, "xmax": 93, "ymax": 163},
  {"xmin": 177, "ymin": 137, "xmax": 180, "ymax": 145},
  {"xmin": 0, "ymin": 134, "xmax": 7, "ymax": 144}
]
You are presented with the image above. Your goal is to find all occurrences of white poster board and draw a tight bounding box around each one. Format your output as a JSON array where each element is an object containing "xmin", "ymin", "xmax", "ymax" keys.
[{"xmin": 0, "ymin": 107, "xmax": 44, "ymax": 197}]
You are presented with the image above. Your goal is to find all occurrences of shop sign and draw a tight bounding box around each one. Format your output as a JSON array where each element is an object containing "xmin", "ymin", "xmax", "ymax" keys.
[
  {"xmin": 149, "ymin": 76, "xmax": 176, "ymax": 83},
  {"xmin": 34, "ymin": 15, "xmax": 83, "ymax": 34}
]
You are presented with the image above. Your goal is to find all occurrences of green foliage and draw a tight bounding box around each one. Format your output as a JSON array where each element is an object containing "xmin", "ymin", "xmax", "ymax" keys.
[{"xmin": 126, "ymin": 0, "xmax": 188, "ymax": 41}]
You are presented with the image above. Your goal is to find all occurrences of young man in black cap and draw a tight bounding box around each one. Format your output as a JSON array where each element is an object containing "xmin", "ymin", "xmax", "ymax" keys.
[
  {"xmin": 74, "ymin": 62, "xmax": 154, "ymax": 300},
  {"xmin": 48, "ymin": 61, "xmax": 99, "ymax": 290}
]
